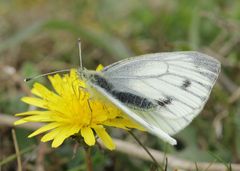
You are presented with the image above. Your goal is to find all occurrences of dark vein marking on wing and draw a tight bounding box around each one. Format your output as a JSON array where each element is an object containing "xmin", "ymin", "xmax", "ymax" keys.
[
  {"xmin": 102, "ymin": 56, "xmax": 187, "ymax": 72},
  {"xmin": 157, "ymin": 77, "xmax": 206, "ymax": 101},
  {"xmin": 138, "ymin": 79, "xmax": 204, "ymax": 119},
  {"xmin": 169, "ymin": 62, "xmax": 219, "ymax": 74},
  {"xmin": 138, "ymin": 110, "xmax": 178, "ymax": 133},
  {"xmin": 103, "ymin": 54, "xmax": 220, "ymax": 76},
  {"xmin": 139, "ymin": 79, "xmax": 198, "ymax": 110},
  {"xmin": 161, "ymin": 116, "xmax": 179, "ymax": 132},
  {"xmin": 168, "ymin": 63, "xmax": 218, "ymax": 81},
  {"xmin": 165, "ymin": 73, "xmax": 212, "ymax": 90},
  {"xmin": 159, "ymin": 116, "xmax": 177, "ymax": 133},
  {"xmin": 168, "ymin": 63, "xmax": 219, "ymax": 76},
  {"xmin": 106, "ymin": 73, "xmax": 212, "ymax": 101},
  {"xmin": 103, "ymin": 55, "xmax": 217, "ymax": 69},
  {"xmin": 143, "ymin": 72, "xmax": 212, "ymax": 91},
  {"xmin": 105, "ymin": 74, "xmax": 213, "ymax": 91},
  {"xmin": 136, "ymin": 82, "xmax": 194, "ymax": 119},
  {"xmin": 159, "ymin": 99, "xmax": 198, "ymax": 121},
  {"xmin": 167, "ymin": 66, "xmax": 217, "ymax": 82}
]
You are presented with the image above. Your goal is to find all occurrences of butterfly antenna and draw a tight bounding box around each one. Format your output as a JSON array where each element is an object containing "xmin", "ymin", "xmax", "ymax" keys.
[
  {"xmin": 78, "ymin": 38, "xmax": 83, "ymax": 71},
  {"xmin": 78, "ymin": 38, "xmax": 84, "ymax": 79},
  {"xmin": 24, "ymin": 69, "xmax": 70, "ymax": 82}
]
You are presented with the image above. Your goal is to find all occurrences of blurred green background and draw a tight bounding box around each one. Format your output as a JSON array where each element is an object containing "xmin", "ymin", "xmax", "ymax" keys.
[{"xmin": 0, "ymin": 0, "xmax": 240, "ymax": 170}]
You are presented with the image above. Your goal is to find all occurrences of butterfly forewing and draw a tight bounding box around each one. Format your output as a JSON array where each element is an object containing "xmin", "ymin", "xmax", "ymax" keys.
[{"xmin": 89, "ymin": 51, "xmax": 220, "ymax": 144}]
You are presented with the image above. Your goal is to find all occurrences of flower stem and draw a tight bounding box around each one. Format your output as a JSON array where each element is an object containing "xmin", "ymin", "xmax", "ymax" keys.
[
  {"xmin": 84, "ymin": 147, "xmax": 93, "ymax": 171},
  {"xmin": 128, "ymin": 130, "xmax": 164, "ymax": 171}
]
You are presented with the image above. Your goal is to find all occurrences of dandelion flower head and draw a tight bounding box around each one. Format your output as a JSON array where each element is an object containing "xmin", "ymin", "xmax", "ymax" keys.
[{"xmin": 15, "ymin": 66, "xmax": 143, "ymax": 150}]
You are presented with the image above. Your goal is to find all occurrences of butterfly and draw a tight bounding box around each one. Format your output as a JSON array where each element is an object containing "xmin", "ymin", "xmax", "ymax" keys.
[{"xmin": 81, "ymin": 51, "xmax": 221, "ymax": 145}]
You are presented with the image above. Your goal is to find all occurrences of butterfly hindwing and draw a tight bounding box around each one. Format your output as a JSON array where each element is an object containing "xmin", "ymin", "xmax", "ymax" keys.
[{"xmin": 90, "ymin": 83, "xmax": 177, "ymax": 145}]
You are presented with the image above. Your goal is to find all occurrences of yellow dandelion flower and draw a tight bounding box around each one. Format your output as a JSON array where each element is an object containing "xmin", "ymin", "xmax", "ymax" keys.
[{"xmin": 14, "ymin": 67, "xmax": 143, "ymax": 150}]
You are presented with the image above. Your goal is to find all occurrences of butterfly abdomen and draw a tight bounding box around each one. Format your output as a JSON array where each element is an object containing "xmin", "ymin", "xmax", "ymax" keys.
[
  {"xmin": 111, "ymin": 91, "xmax": 155, "ymax": 109},
  {"xmin": 91, "ymin": 74, "xmax": 155, "ymax": 109},
  {"xmin": 92, "ymin": 74, "xmax": 113, "ymax": 92}
]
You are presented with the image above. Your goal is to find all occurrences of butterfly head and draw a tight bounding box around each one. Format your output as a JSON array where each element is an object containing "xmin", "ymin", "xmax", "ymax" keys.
[{"xmin": 77, "ymin": 68, "xmax": 97, "ymax": 82}]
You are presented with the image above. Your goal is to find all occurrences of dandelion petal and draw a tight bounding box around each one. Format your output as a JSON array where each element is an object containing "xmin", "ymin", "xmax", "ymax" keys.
[
  {"xmin": 52, "ymin": 128, "xmax": 69, "ymax": 148},
  {"xmin": 28, "ymin": 122, "xmax": 61, "ymax": 138},
  {"xmin": 96, "ymin": 64, "xmax": 104, "ymax": 71},
  {"xmin": 14, "ymin": 119, "xmax": 28, "ymax": 125},
  {"xmin": 48, "ymin": 74, "xmax": 64, "ymax": 95},
  {"xmin": 21, "ymin": 97, "xmax": 46, "ymax": 109},
  {"xmin": 41, "ymin": 128, "xmax": 61, "ymax": 142},
  {"xmin": 81, "ymin": 127, "xmax": 95, "ymax": 146},
  {"xmin": 94, "ymin": 126, "xmax": 115, "ymax": 150},
  {"xmin": 51, "ymin": 125, "xmax": 81, "ymax": 148}
]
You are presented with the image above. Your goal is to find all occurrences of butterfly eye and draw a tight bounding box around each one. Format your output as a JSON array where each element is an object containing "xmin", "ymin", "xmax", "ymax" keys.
[{"xmin": 79, "ymin": 70, "xmax": 86, "ymax": 78}]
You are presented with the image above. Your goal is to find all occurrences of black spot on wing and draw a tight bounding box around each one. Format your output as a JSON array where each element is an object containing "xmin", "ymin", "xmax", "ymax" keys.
[
  {"xmin": 181, "ymin": 80, "xmax": 191, "ymax": 89},
  {"xmin": 157, "ymin": 97, "xmax": 172, "ymax": 107}
]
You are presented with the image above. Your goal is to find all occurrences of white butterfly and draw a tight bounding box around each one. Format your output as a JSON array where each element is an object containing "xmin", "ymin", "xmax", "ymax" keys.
[{"xmin": 82, "ymin": 51, "xmax": 221, "ymax": 145}]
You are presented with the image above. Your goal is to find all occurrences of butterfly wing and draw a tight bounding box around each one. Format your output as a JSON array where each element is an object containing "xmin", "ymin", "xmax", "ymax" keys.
[{"xmin": 88, "ymin": 51, "xmax": 220, "ymax": 144}]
